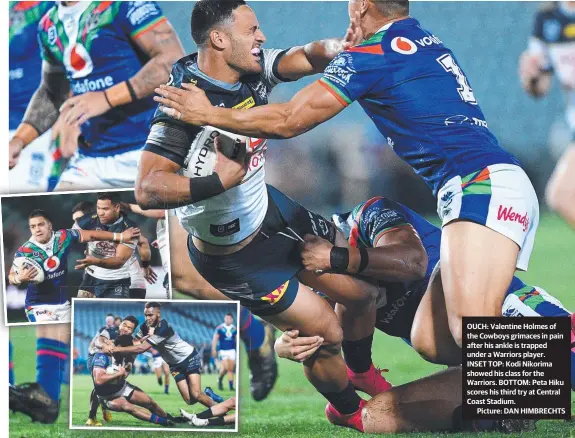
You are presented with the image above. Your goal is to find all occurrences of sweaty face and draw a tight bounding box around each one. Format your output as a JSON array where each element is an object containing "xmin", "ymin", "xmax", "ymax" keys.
[
  {"xmin": 29, "ymin": 216, "xmax": 53, "ymax": 244},
  {"xmin": 119, "ymin": 320, "xmax": 136, "ymax": 336},
  {"xmin": 225, "ymin": 5, "xmax": 266, "ymax": 75},
  {"xmin": 96, "ymin": 200, "xmax": 119, "ymax": 225},
  {"xmin": 144, "ymin": 307, "xmax": 160, "ymax": 327}
]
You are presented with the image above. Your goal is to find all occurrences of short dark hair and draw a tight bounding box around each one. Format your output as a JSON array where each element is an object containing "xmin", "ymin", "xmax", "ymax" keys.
[
  {"xmin": 374, "ymin": 0, "xmax": 409, "ymax": 17},
  {"xmin": 123, "ymin": 315, "xmax": 139, "ymax": 327},
  {"xmin": 145, "ymin": 302, "xmax": 161, "ymax": 310},
  {"xmin": 191, "ymin": 0, "xmax": 247, "ymax": 46},
  {"xmin": 28, "ymin": 209, "xmax": 51, "ymax": 223},
  {"xmin": 97, "ymin": 192, "xmax": 121, "ymax": 205},
  {"xmin": 114, "ymin": 334, "xmax": 134, "ymax": 347},
  {"xmin": 106, "ymin": 313, "xmax": 114, "ymax": 318},
  {"xmin": 225, "ymin": 313, "xmax": 233, "ymax": 318},
  {"xmin": 72, "ymin": 201, "xmax": 95, "ymax": 216}
]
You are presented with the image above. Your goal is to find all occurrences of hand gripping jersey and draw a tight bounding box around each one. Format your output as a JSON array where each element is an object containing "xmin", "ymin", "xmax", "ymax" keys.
[
  {"xmin": 37, "ymin": 1, "xmax": 167, "ymax": 156},
  {"xmin": 75, "ymin": 213, "xmax": 137, "ymax": 281},
  {"xmin": 14, "ymin": 229, "xmax": 82, "ymax": 307},
  {"xmin": 145, "ymin": 49, "xmax": 293, "ymax": 245},
  {"xmin": 136, "ymin": 319, "xmax": 194, "ymax": 366},
  {"xmin": 335, "ymin": 197, "xmax": 569, "ymax": 339},
  {"xmin": 320, "ymin": 18, "xmax": 520, "ymax": 196},
  {"xmin": 215, "ymin": 323, "xmax": 237, "ymax": 351},
  {"xmin": 528, "ymin": 4, "xmax": 575, "ymax": 134},
  {"xmin": 9, "ymin": 1, "xmax": 54, "ymax": 130},
  {"xmin": 89, "ymin": 325, "xmax": 119, "ymax": 355}
]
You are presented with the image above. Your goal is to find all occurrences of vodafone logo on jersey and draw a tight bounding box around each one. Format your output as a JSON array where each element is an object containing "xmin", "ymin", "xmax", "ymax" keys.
[
  {"xmin": 391, "ymin": 37, "xmax": 418, "ymax": 55},
  {"xmin": 64, "ymin": 43, "xmax": 94, "ymax": 79},
  {"xmin": 43, "ymin": 255, "xmax": 61, "ymax": 273}
]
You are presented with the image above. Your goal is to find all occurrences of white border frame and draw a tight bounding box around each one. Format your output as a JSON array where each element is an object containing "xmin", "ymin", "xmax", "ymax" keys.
[
  {"xmin": 69, "ymin": 297, "xmax": 240, "ymax": 433},
  {"xmin": 0, "ymin": 188, "xmax": 171, "ymax": 326}
]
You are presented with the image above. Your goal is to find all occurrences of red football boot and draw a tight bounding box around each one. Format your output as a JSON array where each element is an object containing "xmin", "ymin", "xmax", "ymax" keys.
[{"xmin": 347, "ymin": 364, "xmax": 392, "ymax": 397}]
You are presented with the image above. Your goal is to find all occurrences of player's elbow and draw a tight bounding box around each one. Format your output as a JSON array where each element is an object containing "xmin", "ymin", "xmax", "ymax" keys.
[
  {"xmin": 402, "ymin": 246, "xmax": 428, "ymax": 281},
  {"xmin": 135, "ymin": 175, "xmax": 159, "ymax": 210}
]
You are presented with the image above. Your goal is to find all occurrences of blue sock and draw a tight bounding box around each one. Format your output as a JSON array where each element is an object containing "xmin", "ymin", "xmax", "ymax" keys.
[
  {"xmin": 36, "ymin": 338, "xmax": 69, "ymax": 401},
  {"xmin": 164, "ymin": 384, "xmax": 169, "ymax": 393},
  {"xmin": 150, "ymin": 413, "xmax": 168, "ymax": 425},
  {"xmin": 240, "ymin": 307, "xmax": 265, "ymax": 351},
  {"xmin": 9, "ymin": 341, "xmax": 14, "ymax": 386},
  {"xmin": 229, "ymin": 380, "xmax": 234, "ymax": 390}
]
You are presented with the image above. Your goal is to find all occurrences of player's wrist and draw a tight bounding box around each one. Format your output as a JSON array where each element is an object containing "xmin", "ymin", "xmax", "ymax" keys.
[
  {"xmin": 189, "ymin": 173, "xmax": 226, "ymax": 203},
  {"xmin": 142, "ymin": 260, "xmax": 151, "ymax": 268},
  {"xmin": 105, "ymin": 80, "xmax": 137, "ymax": 108},
  {"xmin": 12, "ymin": 123, "xmax": 39, "ymax": 148}
]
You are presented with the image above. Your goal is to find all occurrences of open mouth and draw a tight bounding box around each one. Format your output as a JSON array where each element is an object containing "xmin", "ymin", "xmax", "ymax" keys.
[{"xmin": 251, "ymin": 47, "xmax": 261, "ymax": 61}]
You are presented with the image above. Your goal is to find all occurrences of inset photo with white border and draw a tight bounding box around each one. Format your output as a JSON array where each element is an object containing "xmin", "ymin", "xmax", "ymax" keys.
[
  {"xmin": 70, "ymin": 299, "xmax": 239, "ymax": 432},
  {"xmin": 1, "ymin": 189, "xmax": 170, "ymax": 325}
]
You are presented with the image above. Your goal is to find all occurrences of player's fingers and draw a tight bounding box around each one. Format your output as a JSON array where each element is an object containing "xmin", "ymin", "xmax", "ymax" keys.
[
  {"xmin": 59, "ymin": 97, "xmax": 77, "ymax": 112},
  {"xmin": 292, "ymin": 335, "xmax": 323, "ymax": 347},
  {"xmin": 75, "ymin": 112, "xmax": 89, "ymax": 126},
  {"xmin": 294, "ymin": 345, "xmax": 322, "ymax": 362},
  {"xmin": 159, "ymin": 84, "xmax": 184, "ymax": 96},
  {"xmin": 180, "ymin": 82, "xmax": 201, "ymax": 92}
]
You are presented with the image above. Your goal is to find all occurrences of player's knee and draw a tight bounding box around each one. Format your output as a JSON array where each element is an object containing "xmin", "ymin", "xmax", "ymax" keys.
[
  {"xmin": 317, "ymin": 321, "xmax": 343, "ymax": 356},
  {"xmin": 189, "ymin": 389, "xmax": 201, "ymax": 404},
  {"xmin": 362, "ymin": 392, "xmax": 402, "ymax": 434}
]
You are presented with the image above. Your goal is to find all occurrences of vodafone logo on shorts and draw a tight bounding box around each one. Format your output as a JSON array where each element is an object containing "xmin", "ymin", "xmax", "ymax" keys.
[
  {"xmin": 497, "ymin": 206, "xmax": 529, "ymax": 232},
  {"xmin": 391, "ymin": 37, "xmax": 418, "ymax": 55}
]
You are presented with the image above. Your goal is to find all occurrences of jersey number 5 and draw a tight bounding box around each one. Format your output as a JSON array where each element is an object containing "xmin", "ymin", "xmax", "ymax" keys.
[{"xmin": 437, "ymin": 54, "xmax": 477, "ymax": 105}]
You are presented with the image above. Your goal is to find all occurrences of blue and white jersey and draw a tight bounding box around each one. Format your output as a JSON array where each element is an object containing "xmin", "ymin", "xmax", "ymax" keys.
[
  {"xmin": 92, "ymin": 352, "xmax": 125, "ymax": 396},
  {"xmin": 136, "ymin": 319, "xmax": 194, "ymax": 365},
  {"xmin": 320, "ymin": 18, "xmax": 520, "ymax": 196},
  {"xmin": 215, "ymin": 323, "xmax": 237, "ymax": 351}
]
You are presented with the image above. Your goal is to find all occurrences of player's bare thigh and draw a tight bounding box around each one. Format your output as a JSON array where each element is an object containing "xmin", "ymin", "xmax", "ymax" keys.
[
  {"xmin": 37, "ymin": 323, "xmax": 70, "ymax": 344},
  {"xmin": 441, "ymin": 220, "xmax": 518, "ymax": 346},
  {"xmin": 167, "ymin": 215, "xmax": 227, "ymax": 300},
  {"xmin": 410, "ymin": 263, "xmax": 461, "ymax": 366},
  {"xmin": 362, "ymin": 367, "xmax": 462, "ymax": 434},
  {"xmin": 546, "ymin": 143, "xmax": 575, "ymax": 222}
]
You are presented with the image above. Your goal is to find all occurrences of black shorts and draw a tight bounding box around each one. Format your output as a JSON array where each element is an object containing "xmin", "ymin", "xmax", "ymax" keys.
[
  {"xmin": 375, "ymin": 281, "xmax": 427, "ymax": 341},
  {"xmin": 189, "ymin": 185, "xmax": 336, "ymax": 317},
  {"xmin": 169, "ymin": 350, "xmax": 201, "ymax": 383},
  {"xmin": 80, "ymin": 273, "xmax": 131, "ymax": 299}
]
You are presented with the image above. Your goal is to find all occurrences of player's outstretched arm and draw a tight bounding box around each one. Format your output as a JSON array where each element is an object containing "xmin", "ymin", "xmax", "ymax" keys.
[
  {"xmin": 128, "ymin": 204, "xmax": 166, "ymax": 220},
  {"xmin": 93, "ymin": 366, "xmax": 128, "ymax": 385},
  {"xmin": 155, "ymin": 80, "xmax": 345, "ymax": 140},
  {"xmin": 111, "ymin": 340, "xmax": 153, "ymax": 355},
  {"xmin": 75, "ymin": 243, "xmax": 134, "ymax": 270},
  {"xmin": 276, "ymin": 11, "xmax": 363, "ymax": 80},
  {"xmin": 80, "ymin": 228, "xmax": 141, "ymax": 243},
  {"xmin": 9, "ymin": 61, "xmax": 70, "ymax": 169},
  {"xmin": 136, "ymin": 136, "xmax": 251, "ymax": 209},
  {"xmin": 211, "ymin": 331, "xmax": 219, "ymax": 359}
]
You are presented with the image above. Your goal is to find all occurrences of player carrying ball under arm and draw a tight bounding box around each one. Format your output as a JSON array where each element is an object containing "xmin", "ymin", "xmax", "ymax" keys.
[
  {"xmin": 155, "ymin": 0, "xmax": 540, "ymax": 354},
  {"xmin": 8, "ymin": 209, "xmax": 139, "ymax": 323},
  {"xmin": 277, "ymin": 196, "xmax": 572, "ymax": 433},
  {"xmin": 137, "ymin": 1, "xmax": 387, "ymax": 430},
  {"xmin": 9, "ymin": 1, "xmax": 184, "ymax": 190}
]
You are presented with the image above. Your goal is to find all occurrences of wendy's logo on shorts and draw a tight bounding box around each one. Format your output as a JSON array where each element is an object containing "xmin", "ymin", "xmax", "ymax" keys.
[
  {"xmin": 497, "ymin": 205, "xmax": 529, "ymax": 232},
  {"xmin": 261, "ymin": 281, "xmax": 289, "ymax": 305}
]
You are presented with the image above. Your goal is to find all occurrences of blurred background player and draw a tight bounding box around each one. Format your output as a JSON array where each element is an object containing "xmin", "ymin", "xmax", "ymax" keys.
[
  {"xmin": 8, "ymin": 1, "xmax": 184, "ymax": 190},
  {"xmin": 9, "ymin": 1, "xmax": 55, "ymax": 193},
  {"xmin": 9, "ymin": 323, "xmax": 70, "ymax": 424},
  {"xmin": 519, "ymin": 1, "xmax": 575, "ymax": 230},
  {"xmin": 150, "ymin": 347, "xmax": 170, "ymax": 395},
  {"xmin": 212, "ymin": 313, "xmax": 237, "ymax": 392},
  {"xmin": 8, "ymin": 209, "xmax": 139, "ymax": 322},
  {"xmin": 74, "ymin": 193, "xmax": 139, "ymax": 299}
]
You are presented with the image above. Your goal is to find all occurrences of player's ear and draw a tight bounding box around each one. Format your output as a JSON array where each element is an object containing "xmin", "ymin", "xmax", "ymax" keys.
[
  {"xmin": 361, "ymin": 0, "xmax": 370, "ymax": 15},
  {"xmin": 209, "ymin": 29, "xmax": 229, "ymax": 50}
]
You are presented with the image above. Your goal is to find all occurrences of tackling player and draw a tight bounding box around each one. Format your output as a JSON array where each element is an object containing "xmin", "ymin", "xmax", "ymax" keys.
[
  {"xmin": 519, "ymin": 1, "xmax": 575, "ymax": 230},
  {"xmin": 9, "ymin": 1, "xmax": 55, "ymax": 192},
  {"xmin": 156, "ymin": 0, "xmax": 541, "ymax": 377},
  {"xmin": 8, "ymin": 209, "xmax": 139, "ymax": 322},
  {"xmin": 9, "ymin": 1, "xmax": 184, "ymax": 190},
  {"xmin": 91, "ymin": 318, "xmax": 173, "ymax": 427},
  {"xmin": 276, "ymin": 195, "xmax": 573, "ymax": 433},
  {"xmin": 108, "ymin": 302, "xmax": 222, "ymax": 408},
  {"xmin": 74, "ymin": 193, "xmax": 140, "ymax": 299},
  {"xmin": 137, "ymin": 1, "xmax": 386, "ymax": 429},
  {"xmin": 212, "ymin": 313, "xmax": 237, "ymax": 392}
]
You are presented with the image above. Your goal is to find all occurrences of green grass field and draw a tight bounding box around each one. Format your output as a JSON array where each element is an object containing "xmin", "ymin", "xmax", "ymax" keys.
[{"xmin": 10, "ymin": 214, "xmax": 575, "ymax": 437}]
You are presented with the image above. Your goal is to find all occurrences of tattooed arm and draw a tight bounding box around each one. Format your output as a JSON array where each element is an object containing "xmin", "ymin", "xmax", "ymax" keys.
[{"xmin": 9, "ymin": 61, "xmax": 70, "ymax": 169}]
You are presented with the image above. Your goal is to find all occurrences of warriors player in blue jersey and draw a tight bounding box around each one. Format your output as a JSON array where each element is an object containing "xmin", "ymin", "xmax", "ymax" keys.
[
  {"xmin": 9, "ymin": 1, "xmax": 55, "ymax": 192},
  {"xmin": 275, "ymin": 196, "xmax": 573, "ymax": 433},
  {"xmin": 519, "ymin": 1, "xmax": 575, "ymax": 231},
  {"xmin": 9, "ymin": 1, "xmax": 184, "ymax": 190},
  {"xmin": 8, "ymin": 209, "xmax": 139, "ymax": 322},
  {"xmin": 157, "ymin": 2, "xmax": 541, "ymax": 424},
  {"xmin": 212, "ymin": 313, "xmax": 238, "ymax": 391},
  {"xmin": 138, "ymin": 1, "xmax": 392, "ymax": 430}
]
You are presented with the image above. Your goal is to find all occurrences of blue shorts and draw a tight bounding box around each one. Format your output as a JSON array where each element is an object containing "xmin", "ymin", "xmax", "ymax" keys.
[
  {"xmin": 80, "ymin": 273, "xmax": 130, "ymax": 298},
  {"xmin": 169, "ymin": 350, "xmax": 201, "ymax": 383},
  {"xmin": 189, "ymin": 185, "xmax": 336, "ymax": 317}
]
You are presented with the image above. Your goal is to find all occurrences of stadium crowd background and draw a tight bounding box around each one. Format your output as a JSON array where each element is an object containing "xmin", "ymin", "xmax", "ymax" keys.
[
  {"xmin": 161, "ymin": 1, "xmax": 568, "ymax": 217},
  {"xmin": 2, "ymin": 191, "xmax": 166, "ymax": 322},
  {"xmin": 72, "ymin": 301, "xmax": 235, "ymax": 376}
]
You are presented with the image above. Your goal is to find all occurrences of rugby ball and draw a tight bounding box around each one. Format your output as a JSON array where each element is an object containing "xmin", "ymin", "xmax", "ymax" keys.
[
  {"xmin": 12, "ymin": 257, "xmax": 45, "ymax": 284},
  {"xmin": 181, "ymin": 126, "xmax": 247, "ymax": 178}
]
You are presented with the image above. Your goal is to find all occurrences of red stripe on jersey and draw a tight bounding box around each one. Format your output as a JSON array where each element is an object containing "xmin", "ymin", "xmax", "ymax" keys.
[
  {"xmin": 347, "ymin": 45, "xmax": 384, "ymax": 55},
  {"xmin": 13, "ymin": 1, "xmax": 41, "ymax": 12}
]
